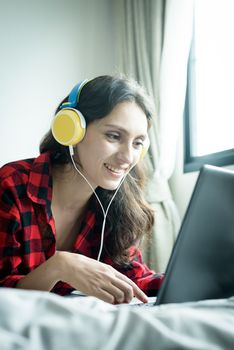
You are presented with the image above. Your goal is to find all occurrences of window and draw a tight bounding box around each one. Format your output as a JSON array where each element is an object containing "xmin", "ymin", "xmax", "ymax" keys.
[{"xmin": 184, "ymin": 0, "xmax": 234, "ymax": 173}]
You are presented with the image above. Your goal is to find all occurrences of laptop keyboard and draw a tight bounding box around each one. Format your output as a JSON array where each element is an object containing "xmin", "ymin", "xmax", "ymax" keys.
[
  {"xmin": 131, "ymin": 302, "xmax": 155, "ymax": 307},
  {"xmin": 126, "ymin": 296, "xmax": 156, "ymax": 307}
]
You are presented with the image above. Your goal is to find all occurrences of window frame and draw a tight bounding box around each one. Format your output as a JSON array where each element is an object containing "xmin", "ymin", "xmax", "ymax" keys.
[{"xmin": 184, "ymin": 31, "xmax": 234, "ymax": 173}]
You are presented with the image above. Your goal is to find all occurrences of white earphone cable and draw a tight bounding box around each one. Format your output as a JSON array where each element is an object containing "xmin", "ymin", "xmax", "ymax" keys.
[{"xmin": 69, "ymin": 146, "xmax": 130, "ymax": 261}]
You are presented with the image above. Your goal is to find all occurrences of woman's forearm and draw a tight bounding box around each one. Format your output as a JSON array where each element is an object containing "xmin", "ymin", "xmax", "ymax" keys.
[{"xmin": 16, "ymin": 251, "xmax": 62, "ymax": 291}]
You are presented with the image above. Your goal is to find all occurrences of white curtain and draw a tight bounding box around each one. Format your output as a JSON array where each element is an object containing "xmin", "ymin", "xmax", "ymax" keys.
[{"xmin": 114, "ymin": 0, "xmax": 194, "ymax": 272}]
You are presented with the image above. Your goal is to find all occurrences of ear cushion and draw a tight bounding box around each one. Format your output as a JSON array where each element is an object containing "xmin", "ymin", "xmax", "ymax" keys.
[
  {"xmin": 140, "ymin": 137, "xmax": 150, "ymax": 160},
  {"xmin": 51, "ymin": 108, "xmax": 86, "ymax": 146}
]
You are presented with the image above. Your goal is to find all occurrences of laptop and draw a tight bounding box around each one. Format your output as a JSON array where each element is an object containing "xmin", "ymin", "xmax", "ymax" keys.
[{"xmin": 145, "ymin": 164, "xmax": 234, "ymax": 306}]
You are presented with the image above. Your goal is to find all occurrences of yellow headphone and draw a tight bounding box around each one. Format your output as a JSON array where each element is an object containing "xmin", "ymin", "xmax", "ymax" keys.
[{"xmin": 51, "ymin": 80, "xmax": 88, "ymax": 146}]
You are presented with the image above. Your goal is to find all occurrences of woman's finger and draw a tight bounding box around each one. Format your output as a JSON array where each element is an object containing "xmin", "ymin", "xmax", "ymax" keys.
[
  {"xmin": 93, "ymin": 288, "xmax": 115, "ymax": 304},
  {"xmin": 110, "ymin": 278, "xmax": 134, "ymax": 303},
  {"xmin": 102, "ymin": 283, "xmax": 126, "ymax": 304},
  {"xmin": 115, "ymin": 271, "xmax": 148, "ymax": 303}
]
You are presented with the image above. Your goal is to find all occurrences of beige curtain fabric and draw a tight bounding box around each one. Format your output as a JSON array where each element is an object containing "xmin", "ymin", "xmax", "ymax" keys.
[
  {"xmin": 153, "ymin": 0, "xmax": 194, "ymax": 270},
  {"xmin": 114, "ymin": 0, "xmax": 194, "ymax": 272}
]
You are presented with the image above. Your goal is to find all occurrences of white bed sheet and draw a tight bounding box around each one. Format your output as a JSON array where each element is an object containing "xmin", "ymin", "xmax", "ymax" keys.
[{"xmin": 0, "ymin": 288, "xmax": 234, "ymax": 350}]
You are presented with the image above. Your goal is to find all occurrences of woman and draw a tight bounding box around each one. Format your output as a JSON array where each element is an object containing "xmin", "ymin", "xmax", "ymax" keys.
[{"xmin": 0, "ymin": 75, "xmax": 164, "ymax": 304}]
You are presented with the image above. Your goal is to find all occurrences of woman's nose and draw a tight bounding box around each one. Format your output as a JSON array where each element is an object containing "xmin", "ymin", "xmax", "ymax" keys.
[{"xmin": 117, "ymin": 143, "xmax": 134, "ymax": 164}]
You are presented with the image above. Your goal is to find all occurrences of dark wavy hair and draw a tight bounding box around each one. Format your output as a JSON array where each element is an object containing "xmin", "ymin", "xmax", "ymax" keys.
[{"xmin": 40, "ymin": 75, "xmax": 155, "ymax": 266}]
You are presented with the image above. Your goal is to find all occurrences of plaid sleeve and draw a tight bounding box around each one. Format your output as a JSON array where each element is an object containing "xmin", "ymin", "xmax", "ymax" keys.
[
  {"xmin": 0, "ymin": 176, "xmax": 25, "ymax": 287},
  {"xmin": 123, "ymin": 247, "xmax": 165, "ymax": 296}
]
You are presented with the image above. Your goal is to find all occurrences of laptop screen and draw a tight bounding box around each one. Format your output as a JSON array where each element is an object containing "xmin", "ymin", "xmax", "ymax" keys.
[{"xmin": 156, "ymin": 164, "xmax": 234, "ymax": 305}]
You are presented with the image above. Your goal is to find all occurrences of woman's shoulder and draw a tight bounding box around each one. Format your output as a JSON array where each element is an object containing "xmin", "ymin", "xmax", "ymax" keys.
[
  {"xmin": 0, "ymin": 158, "xmax": 35, "ymax": 180},
  {"xmin": 0, "ymin": 152, "xmax": 52, "ymax": 207},
  {"xmin": 0, "ymin": 152, "xmax": 51, "ymax": 185},
  {"xmin": 0, "ymin": 158, "xmax": 36, "ymax": 206}
]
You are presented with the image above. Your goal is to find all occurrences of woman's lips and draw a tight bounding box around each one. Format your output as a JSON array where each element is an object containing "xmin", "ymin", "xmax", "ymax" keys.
[{"xmin": 104, "ymin": 163, "xmax": 126, "ymax": 177}]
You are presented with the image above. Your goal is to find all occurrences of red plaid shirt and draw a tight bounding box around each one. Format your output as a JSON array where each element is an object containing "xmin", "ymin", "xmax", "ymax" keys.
[{"xmin": 0, "ymin": 152, "xmax": 164, "ymax": 296}]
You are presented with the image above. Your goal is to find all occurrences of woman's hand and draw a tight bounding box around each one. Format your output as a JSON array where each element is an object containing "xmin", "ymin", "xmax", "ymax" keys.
[{"xmin": 57, "ymin": 251, "xmax": 148, "ymax": 305}]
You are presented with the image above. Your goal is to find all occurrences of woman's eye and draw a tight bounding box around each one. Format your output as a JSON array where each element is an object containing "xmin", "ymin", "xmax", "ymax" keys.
[
  {"xmin": 106, "ymin": 133, "xmax": 120, "ymax": 140},
  {"xmin": 134, "ymin": 140, "xmax": 144, "ymax": 148}
]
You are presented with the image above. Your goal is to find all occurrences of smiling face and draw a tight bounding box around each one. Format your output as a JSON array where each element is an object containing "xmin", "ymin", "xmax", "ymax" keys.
[{"xmin": 74, "ymin": 101, "xmax": 149, "ymax": 190}]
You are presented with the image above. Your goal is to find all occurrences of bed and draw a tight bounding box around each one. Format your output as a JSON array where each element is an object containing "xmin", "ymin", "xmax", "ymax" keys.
[{"xmin": 0, "ymin": 288, "xmax": 234, "ymax": 350}]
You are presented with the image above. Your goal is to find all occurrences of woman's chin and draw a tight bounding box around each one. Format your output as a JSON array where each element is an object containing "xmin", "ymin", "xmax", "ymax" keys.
[{"xmin": 99, "ymin": 179, "xmax": 123, "ymax": 191}]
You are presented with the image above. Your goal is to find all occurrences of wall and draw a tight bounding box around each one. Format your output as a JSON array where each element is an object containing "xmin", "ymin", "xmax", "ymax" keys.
[{"xmin": 0, "ymin": 0, "xmax": 117, "ymax": 166}]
